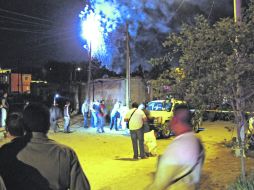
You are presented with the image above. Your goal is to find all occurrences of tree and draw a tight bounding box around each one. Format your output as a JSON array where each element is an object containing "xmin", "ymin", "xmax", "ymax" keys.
[{"xmin": 152, "ymin": 1, "xmax": 254, "ymax": 178}]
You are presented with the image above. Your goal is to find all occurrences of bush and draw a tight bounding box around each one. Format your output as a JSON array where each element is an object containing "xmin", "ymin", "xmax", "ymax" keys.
[{"xmin": 228, "ymin": 175, "xmax": 254, "ymax": 190}]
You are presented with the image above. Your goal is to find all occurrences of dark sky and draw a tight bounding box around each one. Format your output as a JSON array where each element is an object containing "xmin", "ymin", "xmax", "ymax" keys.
[
  {"xmin": 0, "ymin": 0, "xmax": 244, "ymax": 71},
  {"xmin": 0, "ymin": 0, "xmax": 86, "ymax": 68}
]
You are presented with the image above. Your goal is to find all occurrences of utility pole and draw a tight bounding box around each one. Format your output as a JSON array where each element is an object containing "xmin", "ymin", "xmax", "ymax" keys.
[
  {"xmin": 86, "ymin": 42, "xmax": 92, "ymax": 101},
  {"xmin": 126, "ymin": 23, "xmax": 131, "ymax": 108},
  {"xmin": 234, "ymin": 0, "xmax": 242, "ymax": 24},
  {"xmin": 233, "ymin": 0, "xmax": 245, "ymax": 179}
]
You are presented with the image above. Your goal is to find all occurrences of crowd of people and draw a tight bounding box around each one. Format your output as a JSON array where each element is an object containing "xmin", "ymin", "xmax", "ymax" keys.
[
  {"xmin": 0, "ymin": 95, "xmax": 205, "ymax": 190},
  {"xmin": 0, "ymin": 103, "xmax": 90, "ymax": 190},
  {"xmin": 81, "ymin": 99, "xmax": 128, "ymax": 133}
]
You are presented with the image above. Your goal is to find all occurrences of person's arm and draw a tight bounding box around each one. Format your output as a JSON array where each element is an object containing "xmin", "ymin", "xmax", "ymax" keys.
[
  {"xmin": 69, "ymin": 151, "xmax": 90, "ymax": 190},
  {"xmin": 124, "ymin": 110, "xmax": 131, "ymax": 122},
  {"xmin": 0, "ymin": 175, "xmax": 6, "ymax": 190},
  {"xmin": 142, "ymin": 110, "xmax": 147, "ymax": 123},
  {"xmin": 1, "ymin": 99, "xmax": 6, "ymax": 108},
  {"xmin": 81, "ymin": 104, "xmax": 85, "ymax": 115},
  {"xmin": 147, "ymin": 161, "xmax": 182, "ymax": 190},
  {"xmin": 147, "ymin": 145, "xmax": 192, "ymax": 190},
  {"xmin": 89, "ymin": 104, "xmax": 94, "ymax": 112}
]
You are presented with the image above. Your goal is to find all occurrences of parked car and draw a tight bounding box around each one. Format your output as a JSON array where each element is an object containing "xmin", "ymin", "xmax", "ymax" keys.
[{"xmin": 146, "ymin": 99, "xmax": 202, "ymax": 138}]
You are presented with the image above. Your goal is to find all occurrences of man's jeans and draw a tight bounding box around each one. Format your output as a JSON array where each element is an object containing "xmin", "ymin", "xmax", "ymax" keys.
[
  {"xmin": 83, "ymin": 112, "xmax": 88, "ymax": 128},
  {"xmin": 91, "ymin": 111, "xmax": 97, "ymax": 128},
  {"xmin": 110, "ymin": 112, "xmax": 120, "ymax": 130},
  {"xmin": 97, "ymin": 116, "xmax": 105, "ymax": 132},
  {"xmin": 64, "ymin": 116, "xmax": 70, "ymax": 132},
  {"xmin": 130, "ymin": 128, "xmax": 145, "ymax": 158}
]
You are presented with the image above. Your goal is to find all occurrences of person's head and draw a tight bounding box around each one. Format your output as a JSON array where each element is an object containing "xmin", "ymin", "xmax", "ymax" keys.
[
  {"xmin": 100, "ymin": 100, "xmax": 105, "ymax": 104},
  {"xmin": 6, "ymin": 112, "xmax": 25, "ymax": 137},
  {"xmin": 3, "ymin": 92, "xmax": 7, "ymax": 98},
  {"xmin": 132, "ymin": 102, "xmax": 139, "ymax": 108},
  {"xmin": 171, "ymin": 104, "xmax": 192, "ymax": 135},
  {"xmin": 173, "ymin": 104, "xmax": 192, "ymax": 125},
  {"xmin": 23, "ymin": 103, "xmax": 50, "ymax": 133},
  {"xmin": 138, "ymin": 103, "xmax": 145, "ymax": 110},
  {"xmin": 65, "ymin": 101, "xmax": 70, "ymax": 106}
]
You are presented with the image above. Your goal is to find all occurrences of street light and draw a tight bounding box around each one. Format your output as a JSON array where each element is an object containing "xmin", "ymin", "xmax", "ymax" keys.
[
  {"xmin": 74, "ymin": 67, "xmax": 82, "ymax": 81},
  {"xmin": 54, "ymin": 93, "xmax": 60, "ymax": 105},
  {"xmin": 79, "ymin": 3, "xmax": 120, "ymax": 100}
]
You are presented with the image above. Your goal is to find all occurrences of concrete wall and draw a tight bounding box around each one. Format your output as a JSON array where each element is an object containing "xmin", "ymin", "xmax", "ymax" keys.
[{"xmin": 79, "ymin": 77, "xmax": 149, "ymax": 108}]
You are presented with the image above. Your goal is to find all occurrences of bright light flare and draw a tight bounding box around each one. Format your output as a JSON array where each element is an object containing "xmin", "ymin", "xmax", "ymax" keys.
[
  {"xmin": 80, "ymin": 8, "xmax": 106, "ymax": 56},
  {"xmin": 79, "ymin": 2, "xmax": 121, "ymax": 58}
]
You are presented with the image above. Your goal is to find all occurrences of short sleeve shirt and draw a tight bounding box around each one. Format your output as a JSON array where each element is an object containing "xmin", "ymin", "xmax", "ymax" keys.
[{"xmin": 125, "ymin": 108, "xmax": 146, "ymax": 130}]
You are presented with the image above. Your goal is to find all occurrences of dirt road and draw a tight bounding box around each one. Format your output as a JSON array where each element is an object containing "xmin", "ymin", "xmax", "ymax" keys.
[{"xmin": 1, "ymin": 119, "xmax": 254, "ymax": 190}]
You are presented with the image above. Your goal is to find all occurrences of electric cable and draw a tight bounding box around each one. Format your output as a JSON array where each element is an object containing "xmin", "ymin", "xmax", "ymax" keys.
[
  {"xmin": 0, "ymin": 7, "xmax": 55, "ymax": 24},
  {"xmin": 0, "ymin": 14, "xmax": 52, "ymax": 28},
  {"xmin": 0, "ymin": 27, "xmax": 48, "ymax": 34},
  {"xmin": 175, "ymin": 0, "xmax": 185, "ymax": 14},
  {"xmin": 208, "ymin": 0, "xmax": 215, "ymax": 20}
]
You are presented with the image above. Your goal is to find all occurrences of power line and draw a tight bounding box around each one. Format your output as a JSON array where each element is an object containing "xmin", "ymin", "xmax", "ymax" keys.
[
  {"xmin": 0, "ymin": 7, "xmax": 55, "ymax": 24},
  {"xmin": 208, "ymin": 0, "xmax": 215, "ymax": 20},
  {"xmin": 0, "ymin": 14, "xmax": 52, "ymax": 28},
  {"xmin": 0, "ymin": 14, "xmax": 75, "ymax": 34},
  {"xmin": 29, "ymin": 36, "xmax": 76, "ymax": 50},
  {"xmin": 175, "ymin": 0, "xmax": 185, "ymax": 14},
  {"xmin": 0, "ymin": 27, "xmax": 47, "ymax": 34},
  {"xmin": 1, "ymin": 36, "xmax": 77, "ymax": 63}
]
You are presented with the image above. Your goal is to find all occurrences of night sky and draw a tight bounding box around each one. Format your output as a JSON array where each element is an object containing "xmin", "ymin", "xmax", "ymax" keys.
[
  {"xmin": 0, "ymin": 0, "xmax": 241, "ymax": 71},
  {"xmin": 0, "ymin": 0, "xmax": 85, "ymax": 68}
]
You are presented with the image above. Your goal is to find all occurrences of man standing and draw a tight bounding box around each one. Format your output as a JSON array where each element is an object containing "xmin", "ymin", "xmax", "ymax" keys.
[
  {"xmin": 124, "ymin": 102, "xmax": 147, "ymax": 160},
  {"xmin": 1, "ymin": 93, "xmax": 8, "ymax": 128},
  {"xmin": 64, "ymin": 101, "xmax": 71, "ymax": 133},
  {"xmin": 90, "ymin": 101, "xmax": 98, "ymax": 128},
  {"xmin": 97, "ymin": 100, "xmax": 106, "ymax": 133},
  {"xmin": 81, "ymin": 99, "xmax": 89, "ymax": 128},
  {"xmin": 49, "ymin": 103, "xmax": 62, "ymax": 133},
  {"xmin": 110, "ymin": 101, "xmax": 120, "ymax": 131},
  {"xmin": 0, "ymin": 103, "xmax": 90, "ymax": 189},
  {"xmin": 148, "ymin": 104, "xmax": 205, "ymax": 190}
]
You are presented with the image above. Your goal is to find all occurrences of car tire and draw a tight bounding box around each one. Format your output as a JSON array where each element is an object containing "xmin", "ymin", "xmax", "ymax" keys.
[
  {"xmin": 161, "ymin": 122, "xmax": 171, "ymax": 138},
  {"xmin": 191, "ymin": 117, "xmax": 203, "ymax": 133}
]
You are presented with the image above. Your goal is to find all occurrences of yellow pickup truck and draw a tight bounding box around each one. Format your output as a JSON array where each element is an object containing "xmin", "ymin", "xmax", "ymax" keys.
[
  {"xmin": 147, "ymin": 99, "xmax": 185, "ymax": 138},
  {"xmin": 147, "ymin": 99, "xmax": 202, "ymax": 138}
]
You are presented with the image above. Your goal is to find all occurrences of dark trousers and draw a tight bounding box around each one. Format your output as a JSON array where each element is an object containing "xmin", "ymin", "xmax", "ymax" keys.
[
  {"xmin": 83, "ymin": 112, "xmax": 88, "ymax": 128},
  {"xmin": 50, "ymin": 120, "xmax": 57, "ymax": 132},
  {"xmin": 110, "ymin": 115, "xmax": 119, "ymax": 130},
  {"xmin": 130, "ymin": 128, "xmax": 145, "ymax": 158}
]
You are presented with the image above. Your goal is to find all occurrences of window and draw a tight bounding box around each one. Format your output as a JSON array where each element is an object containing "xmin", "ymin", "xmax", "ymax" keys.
[
  {"xmin": 147, "ymin": 102, "xmax": 164, "ymax": 111},
  {"xmin": 165, "ymin": 102, "xmax": 172, "ymax": 112}
]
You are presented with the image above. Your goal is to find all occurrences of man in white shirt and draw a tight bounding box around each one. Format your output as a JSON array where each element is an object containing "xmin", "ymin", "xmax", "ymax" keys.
[
  {"xmin": 124, "ymin": 102, "xmax": 147, "ymax": 160},
  {"xmin": 64, "ymin": 101, "xmax": 71, "ymax": 133},
  {"xmin": 148, "ymin": 104, "xmax": 205, "ymax": 190}
]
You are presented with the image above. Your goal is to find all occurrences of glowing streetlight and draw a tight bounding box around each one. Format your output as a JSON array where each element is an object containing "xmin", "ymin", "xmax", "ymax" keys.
[{"xmin": 53, "ymin": 93, "xmax": 60, "ymax": 105}]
